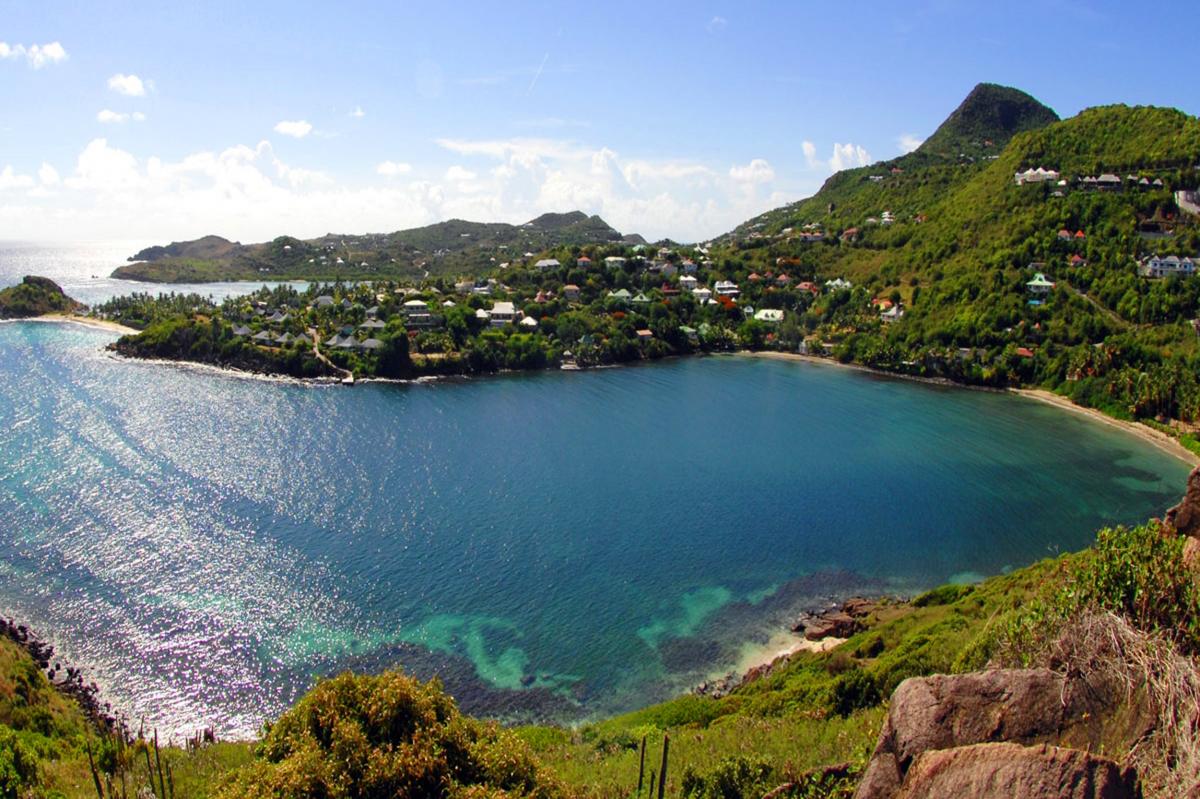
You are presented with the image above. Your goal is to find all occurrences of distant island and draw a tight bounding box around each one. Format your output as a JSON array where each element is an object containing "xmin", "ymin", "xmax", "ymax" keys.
[{"xmin": 111, "ymin": 210, "xmax": 648, "ymax": 283}]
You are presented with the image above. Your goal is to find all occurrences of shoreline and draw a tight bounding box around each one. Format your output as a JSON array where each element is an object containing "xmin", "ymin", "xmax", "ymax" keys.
[
  {"xmin": 739, "ymin": 349, "xmax": 1200, "ymax": 467},
  {"xmin": 3, "ymin": 312, "xmax": 140, "ymax": 335}
]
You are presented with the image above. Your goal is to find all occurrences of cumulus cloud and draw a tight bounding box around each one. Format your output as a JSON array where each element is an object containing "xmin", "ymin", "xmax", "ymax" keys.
[
  {"xmin": 0, "ymin": 41, "xmax": 68, "ymax": 68},
  {"xmin": 1, "ymin": 133, "xmax": 805, "ymax": 243},
  {"xmin": 97, "ymin": 109, "xmax": 146, "ymax": 124},
  {"xmin": 0, "ymin": 166, "xmax": 35, "ymax": 190},
  {"xmin": 802, "ymin": 140, "xmax": 820, "ymax": 168},
  {"xmin": 376, "ymin": 160, "xmax": 412, "ymax": 177},
  {"xmin": 107, "ymin": 73, "xmax": 146, "ymax": 96},
  {"xmin": 829, "ymin": 142, "xmax": 872, "ymax": 172},
  {"xmin": 729, "ymin": 158, "xmax": 775, "ymax": 184},
  {"xmin": 707, "ymin": 16, "xmax": 728, "ymax": 32},
  {"xmin": 350, "ymin": 106, "xmax": 365, "ymax": 118},
  {"xmin": 444, "ymin": 165, "xmax": 477, "ymax": 182},
  {"xmin": 898, "ymin": 133, "xmax": 924, "ymax": 154},
  {"xmin": 273, "ymin": 120, "xmax": 313, "ymax": 139},
  {"xmin": 38, "ymin": 163, "xmax": 60, "ymax": 186}
]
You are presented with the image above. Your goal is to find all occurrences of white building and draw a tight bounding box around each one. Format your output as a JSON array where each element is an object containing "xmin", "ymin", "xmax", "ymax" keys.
[{"xmin": 1139, "ymin": 255, "xmax": 1199, "ymax": 278}]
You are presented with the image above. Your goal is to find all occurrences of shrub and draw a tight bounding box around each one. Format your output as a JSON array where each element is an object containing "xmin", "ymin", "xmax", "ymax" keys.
[{"xmin": 219, "ymin": 671, "xmax": 562, "ymax": 799}]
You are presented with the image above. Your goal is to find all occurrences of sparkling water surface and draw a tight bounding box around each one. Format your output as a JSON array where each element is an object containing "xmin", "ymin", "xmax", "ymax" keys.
[{"xmin": 0, "ymin": 244, "xmax": 1191, "ymax": 737}]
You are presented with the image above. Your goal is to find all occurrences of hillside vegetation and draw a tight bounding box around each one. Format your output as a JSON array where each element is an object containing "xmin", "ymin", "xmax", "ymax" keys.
[{"xmin": 0, "ymin": 276, "xmax": 84, "ymax": 319}]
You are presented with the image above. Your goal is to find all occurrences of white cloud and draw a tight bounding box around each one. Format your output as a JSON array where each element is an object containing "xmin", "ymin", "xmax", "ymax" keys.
[
  {"xmin": 350, "ymin": 106, "xmax": 365, "ymax": 118},
  {"xmin": 0, "ymin": 166, "xmax": 35, "ymax": 190},
  {"xmin": 0, "ymin": 41, "xmax": 68, "ymax": 68},
  {"xmin": 829, "ymin": 142, "xmax": 872, "ymax": 172},
  {"xmin": 38, "ymin": 163, "xmax": 60, "ymax": 186},
  {"xmin": 376, "ymin": 160, "xmax": 412, "ymax": 177},
  {"xmin": 707, "ymin": 16, "xmax": 728, "ymax": 33},
  {"xmin": 1, "ymin": 133, "xmax": 811, "ymax": 243},
  {"xmin": 444, "ymin": 165, "xmax": 477, "ymax": 182},
  {"xmin": 729, "ymin": 158, "xmax": 775, "ymax": 184},
  {"xmin": 273, "ymin": 120, "xmax": 313, "ymax": 139},
  {"xmin": 897, "ymin": 133, "xmax": 924, "ymax": 154},
  {"xmin": 107, "ymin": 73, "xmax": 146, "ymax": 97},
  {"xmin": 802, "ymin": 140, "xmax": 819, "ymax": 168},
  {"xmin": 97, "ymin": 109, "xmax": 146, "ymax": 124}
]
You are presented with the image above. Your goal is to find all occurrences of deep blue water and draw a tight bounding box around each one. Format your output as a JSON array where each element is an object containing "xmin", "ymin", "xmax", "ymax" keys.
[{"xmin": 0, "ymin": 244, "xmax": 1192, "ymax": 738}]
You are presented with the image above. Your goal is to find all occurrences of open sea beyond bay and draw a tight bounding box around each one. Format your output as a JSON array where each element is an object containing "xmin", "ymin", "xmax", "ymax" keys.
[{"xmin": 0, "ymin": 244, "xmax": 1192, "ymax": 737}]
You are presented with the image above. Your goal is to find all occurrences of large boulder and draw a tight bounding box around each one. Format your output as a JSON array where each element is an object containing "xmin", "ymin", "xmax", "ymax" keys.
[
  {"xmin": 1165, "ymin": 466, "xmax": 1200, "ymax": 538},
  {"xmin": 854, "ymin": 669, "xmax": 1140, "ymax": 799},
  {"xmin": 896, "ymin": 742, "xmax": 1139, "ymax": 799}
]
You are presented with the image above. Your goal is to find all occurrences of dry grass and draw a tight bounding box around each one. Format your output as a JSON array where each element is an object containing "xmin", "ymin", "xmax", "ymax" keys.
[{"xmin": 1016, "ymin": 611, "xmax": 1200, "ymax": 798}]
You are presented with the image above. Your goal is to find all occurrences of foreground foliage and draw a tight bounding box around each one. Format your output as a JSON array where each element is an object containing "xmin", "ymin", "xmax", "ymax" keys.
[{"xmin": 218, "ymin": 671, "xmax": 563, "ymax": 799}]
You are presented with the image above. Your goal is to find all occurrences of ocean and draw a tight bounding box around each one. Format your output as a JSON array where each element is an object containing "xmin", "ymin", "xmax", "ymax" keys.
[{"xmin": 0, "ymin": 243, "xmax": 1190, "ymax": 737}]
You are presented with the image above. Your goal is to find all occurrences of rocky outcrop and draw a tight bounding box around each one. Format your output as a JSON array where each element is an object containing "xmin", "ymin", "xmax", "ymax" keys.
[
  {"xmin": 1165, "ymin": 466, "xmax": 1200, "ymax": 538},
  {"xmin": 793, "ymin": 596, "xmax": 879, "ymax": 641},
  {"xmin": 854, "ymin": 669, "xmax": 1142, "ymax": 799},
  {"xmin": 895, "ymin": 742, "xmax": 1140, "ymax": 799}
]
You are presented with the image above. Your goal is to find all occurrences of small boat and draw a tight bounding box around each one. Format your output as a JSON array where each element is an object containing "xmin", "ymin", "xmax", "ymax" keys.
[{"xmin": 340, "ymin": 375, "xmax": 356, "ymax": 386}]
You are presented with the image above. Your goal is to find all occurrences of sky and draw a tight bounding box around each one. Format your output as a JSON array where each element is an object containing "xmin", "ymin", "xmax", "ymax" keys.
[{"xmin": 2, "ymin": 0, "xmax": 1199, "ymax": 245}]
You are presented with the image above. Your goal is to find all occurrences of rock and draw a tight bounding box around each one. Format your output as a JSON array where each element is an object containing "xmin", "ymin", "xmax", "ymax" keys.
[
  {"xmin": 1165, "ymin": 466, "xmax": 1200, "ymax": 537},
  {"xmin": 802, "ymin": 611, "xmax": 862, "ymax": 641},
  {"xmin": 842, "ymin": 597, "xmax": 878, "ymax": 618},
  {"xmin": 894, "ymin": 742, "xmax": 1139, "ymax": 799},
  {"xmin": 1184, "ymin": 536, "xmax": 1200, "ymax": 572},
  {"xmin": 854, "ymin": 669, "xmax": 1129, "ymax": 799}
]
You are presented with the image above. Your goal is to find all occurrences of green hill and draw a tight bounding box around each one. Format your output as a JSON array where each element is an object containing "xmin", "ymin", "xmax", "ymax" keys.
[
  {"xmin": 0, "ymin": 276, "xmax": 85, "ymax": 319},
  {"xmin": 111, "ymin": 212, "xmax": 637, "ymax": 283},
  {"xmin": 917, "ymin": 82, "xmax": 1060, "ymax": 159}
]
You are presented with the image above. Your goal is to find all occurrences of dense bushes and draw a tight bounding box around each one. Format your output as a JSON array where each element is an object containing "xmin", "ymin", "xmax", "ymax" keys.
[{"xmin": 219, "ymin": 671, "xmax": 563, "ymax": 799}]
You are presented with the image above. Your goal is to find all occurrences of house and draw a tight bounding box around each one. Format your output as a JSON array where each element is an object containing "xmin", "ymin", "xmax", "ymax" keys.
[
  {"xmin": 681, "ymin": 260, "xmax": 698, "ymax": 274},
  {"xmin": 275, "ymin": 332, "xmax": 294, "ymax": 345},
  {"xmin": 1015, "ymin": 347, "xmax": 1035, "ymax": 358},
  {"xmin": 636, "ymin": 329, "xmax": 653, "ymax": 342},
  {"xmin": 359, "ymin": 338, "xmax": 383, "ymax": 351},
  {"xmin": 519, "ymin": 316, "xmax": 538, "ymax": 328},
  {"xmin": 881, "ymin": 210, "xmax": 895, "ymax": 225},
  {"xmin": 294, "ymin": 333, "xmax": 312, "ymax": 346},
  {"xmin": 535, "ymin": 258, "xmax": 561, "ymax": 271},
  {"xmin": 232, "ymin": 325, "xmax": 252, "ymax": 337},
  {"xmin": 252, "ymin": 330, "xmax": 275, "ymax": 345},
  {"xmin": 266, "ymin": 310, "xmax": 288, "ymax": 323},
  {"xmin": 840, "ymin": 227, "xmax": 860, "ymax": 243},
  {"xmin": 754, "ymin": 308, "xmax": 784, "ymax": 324},
  {"xmin": 1014, "ymin": 167, "xmax": 1060, "ymax": 185},
  {"xmin": 693, "ymin": 286, "xmax": 713, "ymax": 302},
  {"xmin": 659, "ymin": 262, "xmax": 678, "ymax": 277},
  {"xmin": 1026, "ymin": 273, "xmax": 1056, "ymax": 295},
  {"xmin": 1057, "ymin": 229, "xmax": 1072, "ymax": 241},
  {"xmin": 315, "ymin": 295, "xmax": 335, "ymax": 308},
  {"xmin": 604, "ymin": 256, "xmax": 627, "ymax": 270},
  {"xmin": 880, "ymin": 304, "xmax": 904, "ymax": 323},
  {"xmin": 563, "ymin": 284, "xmax": 581, "ymax": 302},
  {"xmin": 680, "ymin": 325, "xmax": 700, "ymax": 344},
  {"xmin": 1139, "ymin": 255, "xmax": 1199, "ymax": 278},
  {"xmin": 577, "ymin": 256, "xmax": 592, "ymax": 268},
  {"xmin": 1070, "ymin": 254, "xmax": 1087, "ymax": 267},
  {"xmin": 714, "ymin": 280, "xmax": 740, "ymax": 297},
  {"xmin": 442, "ymin": 300, "xmax": 456, "ymax": 308},
  {"xmin": 607, "ymin": 288, "xmax": 633, "ymax": 306},
  {"xmin": 489, "ymin": 301, "xmax": 519, "ymax": 326},
  {"xmin": 797, "ymin": 281, "xmax": 820, "ymax": 296},
  {"xmin": 679, "ymin": 275, "xmax": 698, "ymax": 290},
  {"xmin": 454, "ymin": 280, "xmax": 474, "ymax": 295},
  {"xmin": 360, "ymin": 319, "xmax": 387, "ymax": 332},
  {"xmin": 475, "ymin": 308, "xmax": 491, "ymax": 323},
  {"xmin": 775, "ymin": 274, "xmax": 792, "ymax": 287},
  {"xmin": 825, "ymin": 277, "xmax": 852, "ymax": 291},
  {"xmin": 631, "ymin": 292, "xmax": 651, "ymax": 306}
]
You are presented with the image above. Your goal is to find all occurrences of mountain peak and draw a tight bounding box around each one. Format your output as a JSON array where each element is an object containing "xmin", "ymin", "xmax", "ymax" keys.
[{"xmin": 918, "ymin": 83, "xmax": 1059, "ymax": 158}]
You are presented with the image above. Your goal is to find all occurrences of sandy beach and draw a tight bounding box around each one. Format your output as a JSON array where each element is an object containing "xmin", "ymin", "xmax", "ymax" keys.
[{"xmin": 26, "ymin": 313, "xmax": 139, "ymax": 336}]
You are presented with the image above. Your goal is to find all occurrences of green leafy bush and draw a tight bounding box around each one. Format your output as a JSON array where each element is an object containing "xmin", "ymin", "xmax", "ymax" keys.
[{"xmin": 219, "ymin": 671, "xmax": 562, "ymax": 799}]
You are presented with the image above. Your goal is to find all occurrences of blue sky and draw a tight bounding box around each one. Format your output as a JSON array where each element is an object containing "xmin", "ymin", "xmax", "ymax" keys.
[{"xmin": 2, "ymin": 0, "xmax": 1199, "ymax": 243}]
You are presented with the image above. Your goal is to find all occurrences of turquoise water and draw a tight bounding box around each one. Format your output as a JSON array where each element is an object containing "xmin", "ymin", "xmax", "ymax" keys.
[{"xmin": 0, "ymin": 318, "xmax": 1190, "ymax": 737}]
